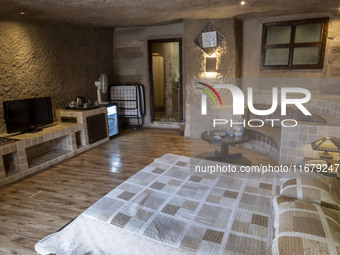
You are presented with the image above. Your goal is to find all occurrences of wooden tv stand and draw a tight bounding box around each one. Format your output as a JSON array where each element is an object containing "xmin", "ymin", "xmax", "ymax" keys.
[{"xmin": 0, "ymin": 107, "xmax": 109, "ymax": 188}]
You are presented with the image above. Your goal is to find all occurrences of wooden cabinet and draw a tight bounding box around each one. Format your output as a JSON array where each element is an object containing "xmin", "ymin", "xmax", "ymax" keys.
[{"xmin": 86, "ymin": 113, "xmax": 107, "ymax": 144}]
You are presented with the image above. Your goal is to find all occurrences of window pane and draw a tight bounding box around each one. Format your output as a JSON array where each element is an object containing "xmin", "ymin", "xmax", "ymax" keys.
[
  {"xmin": 295, "ymin": 23, "xmax": 322, "ymax": 43},
  {"xmin": 266, "ymin": 26, "xmax": 291, "ymax": 45},
  {"xmin": 293, "ymin": 47, "xmax": 320, "ymax": 65},
  {"xmin": 265, "ymin": 48, "xmax": 289, "ymax": 65}
]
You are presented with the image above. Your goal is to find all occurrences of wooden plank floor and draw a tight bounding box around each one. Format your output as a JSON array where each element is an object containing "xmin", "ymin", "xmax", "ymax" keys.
[{"xmin": 0, "ymin": 128, "xmax": 276, "ymax": 254}]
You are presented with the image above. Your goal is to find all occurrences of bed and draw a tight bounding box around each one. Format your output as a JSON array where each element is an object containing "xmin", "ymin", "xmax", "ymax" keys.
[{"xmin": 35, "ymin": 154, "xmax": 340, "ymax": 254}]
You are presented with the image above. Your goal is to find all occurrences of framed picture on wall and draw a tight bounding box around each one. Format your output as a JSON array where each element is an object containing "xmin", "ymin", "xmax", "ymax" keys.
[
  {"xmin": 194, "ymin": 22, "xmax": 225, "ymax": 56},
  {"xmin": 202, "ymin": 31, "xmax": 217, "ymax": 48}
]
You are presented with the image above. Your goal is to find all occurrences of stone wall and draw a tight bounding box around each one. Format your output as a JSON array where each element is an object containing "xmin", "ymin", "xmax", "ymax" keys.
[
  {"xmin": 0, "ymin": 19, "xmax": 113, "ymax": 133},
  {"xmin": 112, "ymin": 14, "xmax": 339, "ymax": 138},
  {"xmin": 113, "ymin": 19, "xmax": 241, "ymax": 128},
  {"xmin": 328, "ymin": 14, "xmax": 340, "ymax": 78},
  {"xmin": 183, "ymin": 18, "xmax": 242, "ymax": 137},
  {"xmin": 183, "ymin": 18, "xmax": 240, "ymax": 82},
  {"xmin": 113, "ymin": 23, "xmax": 184, "ymax": 123}
]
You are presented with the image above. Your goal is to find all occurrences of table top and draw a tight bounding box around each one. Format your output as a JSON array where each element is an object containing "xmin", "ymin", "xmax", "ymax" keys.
[{"xmin": 201, "ymin": 129, "xmax": 249, "ymax": 146}]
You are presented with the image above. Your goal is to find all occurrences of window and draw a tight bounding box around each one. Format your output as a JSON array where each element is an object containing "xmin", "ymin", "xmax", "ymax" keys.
[{"xmin": 260, "ymin": 17, "xmax": 329, "ymax": 69}]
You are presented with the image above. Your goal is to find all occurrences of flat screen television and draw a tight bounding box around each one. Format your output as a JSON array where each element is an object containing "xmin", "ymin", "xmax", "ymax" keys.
[{"xmin": 3, "ymin": 97, "xmax": 53, "ymax": 134}]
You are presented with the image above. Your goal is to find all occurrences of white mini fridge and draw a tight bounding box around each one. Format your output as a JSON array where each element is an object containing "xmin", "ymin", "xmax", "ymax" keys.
[{"xmin": 106, "ymin": 103, "xmax": 119, "ymax": 138}]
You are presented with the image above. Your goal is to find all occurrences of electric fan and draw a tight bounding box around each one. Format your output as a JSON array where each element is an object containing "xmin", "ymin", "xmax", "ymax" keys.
[{"xmin": 94, "ymin": 73, "xmax": 108, "ymax": 105}]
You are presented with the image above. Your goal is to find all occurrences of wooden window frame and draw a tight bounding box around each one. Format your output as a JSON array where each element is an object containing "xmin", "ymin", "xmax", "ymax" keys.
[{"xmin": 260, "ymin": 17, "xmax": 329, "ymax": 70}]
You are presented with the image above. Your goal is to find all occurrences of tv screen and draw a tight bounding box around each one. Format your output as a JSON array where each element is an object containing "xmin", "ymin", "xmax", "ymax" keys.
[{"xmin": 3, "ymin": 97, "xmax": 53, "ymax": 133}]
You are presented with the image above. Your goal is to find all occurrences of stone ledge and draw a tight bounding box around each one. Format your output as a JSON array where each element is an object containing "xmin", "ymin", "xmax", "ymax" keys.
[{"xmin": 0, "ymin": 115, "xmax": 109, "ymax": 188}]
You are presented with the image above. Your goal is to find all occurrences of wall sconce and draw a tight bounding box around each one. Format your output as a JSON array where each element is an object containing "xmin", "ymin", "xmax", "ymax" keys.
[
  {"xmin": 206, "ymin": 54, "xmax": 217, "ymax": 72},
  {"xmin": 311, "ymin": 137, "xmax": 340, "ymax": 160}
]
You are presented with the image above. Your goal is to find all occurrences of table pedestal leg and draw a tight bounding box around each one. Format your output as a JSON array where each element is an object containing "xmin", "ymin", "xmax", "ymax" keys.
[
  {"xmin": 210, "ymin": 144, "xmax": 242, "ymax": 163},
  {"xmin": 220, "ymin": 144, "xmax": 242, "ymax": 159},
  {"xmin": 221, "ymin": 144, "xmax": 229, "ymax": 156}
]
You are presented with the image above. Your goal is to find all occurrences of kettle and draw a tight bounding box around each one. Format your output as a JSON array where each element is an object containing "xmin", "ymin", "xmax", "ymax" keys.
[{"xmin": 76, "ymin": 96, "xmax": 85, "ymax": 106}]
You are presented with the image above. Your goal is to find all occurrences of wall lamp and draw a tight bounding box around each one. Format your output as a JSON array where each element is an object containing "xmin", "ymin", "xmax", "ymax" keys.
[{"xmin": 206, "ymin": 54, "xmax": 217, "ymax": 73}]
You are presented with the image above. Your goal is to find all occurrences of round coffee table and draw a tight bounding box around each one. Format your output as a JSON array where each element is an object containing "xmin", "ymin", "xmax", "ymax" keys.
[{"xmin": 201, "ymin": 130, "xmax": 250, "ymax": 163}]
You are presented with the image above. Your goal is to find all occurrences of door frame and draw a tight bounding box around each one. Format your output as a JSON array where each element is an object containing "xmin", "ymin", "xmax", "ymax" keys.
[{"xmin": 147, "ymin": 38, "xmax": 183, "ymax": 122}]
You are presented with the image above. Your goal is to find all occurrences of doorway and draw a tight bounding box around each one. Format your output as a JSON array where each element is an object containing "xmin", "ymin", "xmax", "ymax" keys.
[{"xmin": 148, "ymin": 39, "xmax": 183, "ymax": 123}]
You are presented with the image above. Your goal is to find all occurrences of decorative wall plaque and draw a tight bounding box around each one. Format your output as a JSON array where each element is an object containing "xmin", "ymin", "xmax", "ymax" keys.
[{"xmin": 194, "ymin": 22, "xmax": 225, "ymax": 56}]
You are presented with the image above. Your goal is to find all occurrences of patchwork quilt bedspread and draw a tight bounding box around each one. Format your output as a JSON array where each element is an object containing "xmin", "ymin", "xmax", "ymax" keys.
[{"xmin": 36, "ymin": 154, "xmax": 279, "ymax": 255}]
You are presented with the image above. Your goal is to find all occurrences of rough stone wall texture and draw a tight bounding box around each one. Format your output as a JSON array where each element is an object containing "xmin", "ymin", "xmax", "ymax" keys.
[
  {"xmin": 0, "ymin": 19, "xmax": 113, "ymax": 133},
  {"xmin": 113, "ymin": 23, "xmax": 184, "ymax": 123},
  {"xmin": 183, "ymin": 18, "xmax": 239, "ymax": 82},
  {"xmin": 328, "ymin": 15, "xmax": 340, "ymax": 78},
  {"xmin": 113, "ymin": 20, "xmax": 240, "ymax": 127},
  {"xmin": 113, "ymin": 28, "xmax": 145, "ymax": 85},
  {"xmin": 183, "ymin": 18, "xmax": 241, "ymax": 137}
]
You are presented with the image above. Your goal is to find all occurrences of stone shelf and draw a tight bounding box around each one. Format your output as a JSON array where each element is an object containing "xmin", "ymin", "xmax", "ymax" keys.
[{"xmin": 27, "ymin": 149, "xmax": 70, "ymax": 168}]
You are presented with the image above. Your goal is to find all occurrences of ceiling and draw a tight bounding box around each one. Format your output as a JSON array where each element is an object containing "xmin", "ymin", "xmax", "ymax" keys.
[{"xmin": 0, "ymin": 0, "xmax": 339, "ymax": 27}]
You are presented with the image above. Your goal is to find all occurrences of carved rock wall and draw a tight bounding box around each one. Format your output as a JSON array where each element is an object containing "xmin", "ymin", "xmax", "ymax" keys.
[{"xmin": 0, "ymin": 19, "xmax": 113, "ymax": 133}]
